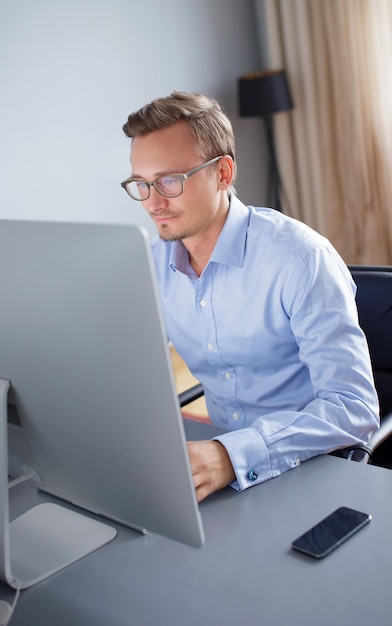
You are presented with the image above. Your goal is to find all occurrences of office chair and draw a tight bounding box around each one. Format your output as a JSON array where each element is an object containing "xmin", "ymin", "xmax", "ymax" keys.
[
  {"xmin": 179, "ymin": 265, "xmax": 392, "ymax": 468},
  {"xmin": 348, "ymin": 266, "xmax": 392, "ymax": 468}
]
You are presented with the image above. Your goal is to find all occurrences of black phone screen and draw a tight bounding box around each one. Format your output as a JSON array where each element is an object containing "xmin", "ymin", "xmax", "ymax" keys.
[{"xmin": 291, "ymin": 506, "xmax": 371, "ymax": 559}]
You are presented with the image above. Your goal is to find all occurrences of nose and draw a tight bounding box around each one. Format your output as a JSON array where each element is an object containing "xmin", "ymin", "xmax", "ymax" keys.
[{"xmin": 143, "ymin": 185, "xmax": 169, "ymax": 214}]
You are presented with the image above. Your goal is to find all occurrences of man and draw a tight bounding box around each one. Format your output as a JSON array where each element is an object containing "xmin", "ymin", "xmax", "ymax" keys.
[{"xmin": 121, "ymin": 91, "xmax": 379, "ymax": 502}]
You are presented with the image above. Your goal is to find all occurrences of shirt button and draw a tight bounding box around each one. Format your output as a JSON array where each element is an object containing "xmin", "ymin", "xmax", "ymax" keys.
[
  {"xmin": 207, "ymin": 343, "xmax": 214, "ymax": 351},
  {"xmin": 225, "ymin": 372, "xmax": 231, "ymax": 380},
  {"xmin": 294, "ymin": 456, "xmax": 301, "ymax": 466},
  {"xmin": 232, "ymin": 412, "xmax": 239, "ymax": 421},
  {"xmin": 200, "ymin": 299, "xmax": 207, "ymax": 307},
  {"xmin": 247, "ymin": 469, "xmax": 258, "ymax": 482}
]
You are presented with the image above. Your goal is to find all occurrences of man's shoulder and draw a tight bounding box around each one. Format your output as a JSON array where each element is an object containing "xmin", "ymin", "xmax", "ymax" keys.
[{"xmin": 247, "ymin": 205, "xmax": 330, "ymax": 255}]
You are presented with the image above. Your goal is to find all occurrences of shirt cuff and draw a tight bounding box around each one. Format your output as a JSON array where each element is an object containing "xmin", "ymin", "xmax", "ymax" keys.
[{"xmin": 213, "ymin": 428, "xmax": 274, "ymax": 491}]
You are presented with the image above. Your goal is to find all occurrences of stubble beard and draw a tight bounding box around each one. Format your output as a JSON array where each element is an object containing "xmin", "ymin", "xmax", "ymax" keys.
[{"xmin": 157, "ymin": 222, "xmax": 193, "ymax": 242}]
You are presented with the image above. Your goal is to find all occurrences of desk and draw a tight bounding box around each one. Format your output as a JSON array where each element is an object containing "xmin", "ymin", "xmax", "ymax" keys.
[{"xmin": 2, "ymin": 422, "xmax": 392, "ymax": 626}]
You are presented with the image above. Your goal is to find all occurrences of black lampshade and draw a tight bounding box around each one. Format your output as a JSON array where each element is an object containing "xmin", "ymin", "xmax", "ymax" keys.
[{"xmin": 239, "ymin": 70, "xmax": 293, "ymax": 117}]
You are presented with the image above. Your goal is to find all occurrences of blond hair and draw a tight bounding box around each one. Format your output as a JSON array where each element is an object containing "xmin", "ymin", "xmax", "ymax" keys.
[{"xmin": 123, "ymin": 91, "xmax": 236, "ymax": 183}]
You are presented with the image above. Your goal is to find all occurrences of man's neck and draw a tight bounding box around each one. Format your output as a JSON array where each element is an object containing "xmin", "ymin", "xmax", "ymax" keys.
[{"xmin": 184, "ymin": 201, "xmax": 230, "ymax": 276}]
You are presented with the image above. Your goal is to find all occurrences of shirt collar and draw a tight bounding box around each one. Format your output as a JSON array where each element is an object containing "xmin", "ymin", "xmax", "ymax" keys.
[{"xmin": 169, "ymin": 195, "xmax": 250, "ymax": 274}]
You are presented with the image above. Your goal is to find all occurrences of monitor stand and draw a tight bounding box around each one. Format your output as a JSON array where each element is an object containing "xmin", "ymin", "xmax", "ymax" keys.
[{"xmin": 0, "ymin": 378, "xmax": 117, "ymax": 590}]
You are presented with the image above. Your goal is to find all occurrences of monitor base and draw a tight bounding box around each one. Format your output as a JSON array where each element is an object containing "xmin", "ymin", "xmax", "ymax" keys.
[
  {"xmin": 10, "ymin": 502, "xmax": 117, "ymax": 589},
  {"xmin": 1, "ymin": 377, "xmax": 117, "ymax": 590}
]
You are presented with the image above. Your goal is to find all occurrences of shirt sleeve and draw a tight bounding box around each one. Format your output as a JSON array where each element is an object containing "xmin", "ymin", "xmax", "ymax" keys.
[{"xmin": 214, "ymin": 246, "xmax": 380, "ymax": 491}]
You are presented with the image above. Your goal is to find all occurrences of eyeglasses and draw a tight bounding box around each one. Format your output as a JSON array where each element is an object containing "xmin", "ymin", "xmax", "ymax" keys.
[{"xmin": 121, "ymin": 155, "xmax": 222, "ymax": 201}]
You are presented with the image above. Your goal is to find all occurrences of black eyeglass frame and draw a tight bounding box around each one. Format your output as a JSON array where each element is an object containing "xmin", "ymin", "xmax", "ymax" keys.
[{"xmin": 121, "ymin": 155, "xmax": 223, "ymax": 201}]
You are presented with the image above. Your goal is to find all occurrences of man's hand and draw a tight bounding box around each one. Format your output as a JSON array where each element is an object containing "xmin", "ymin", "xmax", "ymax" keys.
[{"xmin": 187, "ymin": 440, "xmax": 236, "ymax": 502}]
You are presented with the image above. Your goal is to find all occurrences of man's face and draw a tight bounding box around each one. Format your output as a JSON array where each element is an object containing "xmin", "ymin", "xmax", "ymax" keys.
[{"xmin": 130, "ymin": 121, "xmax": 230, "ymax": 244}]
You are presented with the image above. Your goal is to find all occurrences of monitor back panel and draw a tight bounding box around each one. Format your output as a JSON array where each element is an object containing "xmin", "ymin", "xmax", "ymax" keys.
[{"xmin": 0, "ymin": 220, "xmax": 203, "ymax": 548}]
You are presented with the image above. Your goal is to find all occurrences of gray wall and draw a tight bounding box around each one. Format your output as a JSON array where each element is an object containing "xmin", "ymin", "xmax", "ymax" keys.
[{"xmin": 0, "ymin": 0, "xmax": 267, "ymax": 236}]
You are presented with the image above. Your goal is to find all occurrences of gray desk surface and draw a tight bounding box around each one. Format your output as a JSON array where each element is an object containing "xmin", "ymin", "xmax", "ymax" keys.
[{"xmin": 2, "ymin": 420, "xmax": 392, "ymax": 626}]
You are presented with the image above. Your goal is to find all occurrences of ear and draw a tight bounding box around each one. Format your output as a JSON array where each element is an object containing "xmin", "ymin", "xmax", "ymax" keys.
[{"xmin": 217, "ymin": 155, "xmax": 235, "ymax": 190}]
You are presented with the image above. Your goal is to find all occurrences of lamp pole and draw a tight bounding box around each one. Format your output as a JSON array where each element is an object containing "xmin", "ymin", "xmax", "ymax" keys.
[{"xmin": 264, "ymin": 115, "xmax": 284, "ymax": 213}]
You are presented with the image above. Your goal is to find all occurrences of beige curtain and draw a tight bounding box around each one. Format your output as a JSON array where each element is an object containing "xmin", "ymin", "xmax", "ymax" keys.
[{"xmin": 256, "ymin": 0, "xmax": 392, "ymax": 264}]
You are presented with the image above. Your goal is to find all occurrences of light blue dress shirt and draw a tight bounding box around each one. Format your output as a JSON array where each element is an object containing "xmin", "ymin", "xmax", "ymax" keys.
[{"xmin": 152, "ymin": 195, "xmax": 379, "ymax": 491}]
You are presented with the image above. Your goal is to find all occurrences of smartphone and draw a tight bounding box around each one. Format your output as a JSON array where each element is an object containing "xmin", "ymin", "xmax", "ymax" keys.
[{"xmin": 291, "ymin": 506, "xmax": 371, "ymax": 559}]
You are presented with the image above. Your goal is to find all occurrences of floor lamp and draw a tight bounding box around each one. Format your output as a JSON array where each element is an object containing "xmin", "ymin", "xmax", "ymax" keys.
[{"xmin": 238, "ymin": 70, "xmax": 293, "ymax": 213}]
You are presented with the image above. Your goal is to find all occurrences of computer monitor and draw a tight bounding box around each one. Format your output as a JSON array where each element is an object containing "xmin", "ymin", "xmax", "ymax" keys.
[{"xmin": 0, "ymin": 219, "xmax": 204, "ymax": 589}]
